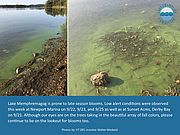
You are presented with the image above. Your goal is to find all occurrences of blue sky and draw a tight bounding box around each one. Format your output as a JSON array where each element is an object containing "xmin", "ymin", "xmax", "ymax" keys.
[{"xmin": 0, "ymin": 0, "xmax": 47, "ymax": 5}]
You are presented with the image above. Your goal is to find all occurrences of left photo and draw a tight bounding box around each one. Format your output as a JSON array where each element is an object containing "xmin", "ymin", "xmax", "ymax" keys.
[{"xmin": 0, "ymin": 0, "xmax": 67, "ymax": 96}]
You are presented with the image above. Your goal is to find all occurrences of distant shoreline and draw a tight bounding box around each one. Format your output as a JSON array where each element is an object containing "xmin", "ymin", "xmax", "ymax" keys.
[
  {"xmin": 0, "ymin": 5, "xmax": 66, "ymax": 9},
  {"xmin": 0, "ymin": 4, "xmax": 45, "ymax": 9}
]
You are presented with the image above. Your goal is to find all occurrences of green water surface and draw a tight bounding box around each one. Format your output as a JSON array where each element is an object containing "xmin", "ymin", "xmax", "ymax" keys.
[
  {"xmin": 69, "ymin": 0, "xmax": 180, "ymax": 96},
  {"xmin": 0, "ymin": 9, "xmax": 66, "ymax": 82}
]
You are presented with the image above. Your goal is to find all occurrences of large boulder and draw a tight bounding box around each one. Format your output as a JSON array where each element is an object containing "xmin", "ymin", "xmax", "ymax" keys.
[{"xmin": 90, "ymin": 71, "xmax": 109, "ymax": 86}]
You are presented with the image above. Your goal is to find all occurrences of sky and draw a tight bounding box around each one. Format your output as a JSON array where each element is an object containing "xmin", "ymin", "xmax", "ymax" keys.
[{"xmin": 0, "ymin": 0, "xmax": 47, "ymax": 5}]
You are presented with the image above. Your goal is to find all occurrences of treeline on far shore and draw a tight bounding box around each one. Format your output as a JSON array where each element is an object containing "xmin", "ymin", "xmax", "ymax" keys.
[
  {"xmin": 0, "ymin": 0, "xmax": 67, "ymax": 9},
  {"xmin": 0, "ymin": 4, "xmax": 45, "ymax": 9},
  {"xmin": 45, "ymin": 0, "xmax": 67, "ymax": 16},
  {"xmin": 45, "ymin": 0, "xmax": 67, "ymax": 8}
]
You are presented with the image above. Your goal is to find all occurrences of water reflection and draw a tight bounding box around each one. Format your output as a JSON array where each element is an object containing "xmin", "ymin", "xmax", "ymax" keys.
[{"xmin": 45, "ymin": 7, "xmax": 66, "ymax": 16}]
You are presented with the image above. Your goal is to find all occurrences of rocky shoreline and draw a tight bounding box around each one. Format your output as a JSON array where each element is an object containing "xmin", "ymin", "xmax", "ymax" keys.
[{"xmin": 0, "ymin": 37, "xmax": 67, "ymax": 96}]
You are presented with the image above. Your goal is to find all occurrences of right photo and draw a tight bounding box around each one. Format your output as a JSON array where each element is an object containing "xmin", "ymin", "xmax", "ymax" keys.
[{"xmin": 69, "ymin": 0, "xmax": 180, "ymax": 96}]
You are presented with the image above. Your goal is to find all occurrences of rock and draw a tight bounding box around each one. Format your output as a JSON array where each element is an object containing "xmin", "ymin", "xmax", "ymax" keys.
[
  {"xmin": 140, "ymin": 10, "xmax": 145, "ymax": 14},
  {"xmin": 15, "ymin": 68, "xmax": 19, "ymax": 74},
  {"xmin": 141, "ymin": 89, "xmax": 153, "ymax": 96},
  {"xmin": 57, "ymin": 32, "xmax": 60, "ymax": 35},
  {"xmin": 175, "ymin": 80, "xmax": 180, "ymax": 84},
  {"xmin": 15, "ymin": 67, "xmax": 23, "ymax": 74},
  {"xmin": 32, "ymin": 53, "xmax": 39, "ymax": 58},
  {"xmin": 155, "ymin": 61, "xmax": 161, "ymax": 65},
  {"xmin": 156, "ymin": 35, "xmax": 161, "ymax": 40},
  {"xmin": 36, "ymin": 58, "xmax": 44, "ymax": 63},
  {"xmin": 90, "ymin": 71, "xmax": 109, "ymax": 86},
  {"xmin": 150, "ymin": 25, "xmax": 158, "ymax": 31},
  {"xmin": 2, "ymin": 49, "xmax": 9, "ymax": 54}
]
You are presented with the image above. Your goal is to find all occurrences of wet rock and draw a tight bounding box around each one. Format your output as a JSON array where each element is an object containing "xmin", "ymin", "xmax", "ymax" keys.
[
  {"xmin": 164, "ymin": 80, "xmax": 180, "ymax": 96},
  {"xmin": 15, "ymin": 67, "xmax": 23, "ymax": 74},
  {"xmin": 140, "ymin": 10, "xmax": 145, "ymax": 14},
  {"xmin": 32, "ymin": 53, "xmax": 39, "ymax": 58},
  {"xmin": 155, "ymin": 61, "xmax": 161, "ymax": 65},
  {"xmin": 140, "ymin": 89, "xmax": 153, "ymax": 96},
  {"xmin": 2, "ymin": 49, "xmax": 9, "ymax": 54},
  {"xmin": 36, "ymin": 58, "xmax": 44, "ymax": 63},
  {"xmin": 150, "ymin": 25, "xmax": 158, "ymax": 31},
  {"xmin": 90, "ymin": 71, "xmax": 109, "ymax": 86},
  {"xmin": 165, "ymin": 88, "xmax": 179, "ymax": 96},
  {"xmin": 175, "ymin": 80, "xmax": 180, "ymax": 84}
]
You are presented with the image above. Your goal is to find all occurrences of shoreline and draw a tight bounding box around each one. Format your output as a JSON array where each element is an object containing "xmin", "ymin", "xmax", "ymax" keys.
[
  {"xmin": 0, "ymin": 28, "xmax": 58, "ymax": 81},
  {"xmin": 0, "ymin": 37, "xmax": 67, "ymax": 96}
]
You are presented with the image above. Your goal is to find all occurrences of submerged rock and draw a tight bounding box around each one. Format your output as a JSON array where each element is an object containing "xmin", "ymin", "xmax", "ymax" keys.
[
  {"xmin": 140, "ymin": 10, "xmax": 145, "ymax": 14},
  {"xmin": 90, "ymin": 71, "xmax": 109, "ymax": 86},
  {"xmin": 2, "ymin": 49, "xmax": 9, "ymax": 54}
]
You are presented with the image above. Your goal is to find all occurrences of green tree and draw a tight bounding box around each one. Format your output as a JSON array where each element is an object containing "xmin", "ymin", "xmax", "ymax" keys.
[{"xmin": 45, "ymin": 0, "xmax": 67, "ymax": 16}]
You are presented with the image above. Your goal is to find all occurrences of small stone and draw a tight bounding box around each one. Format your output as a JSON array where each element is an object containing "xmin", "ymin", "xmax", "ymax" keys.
[
  {"xmin": 156, "ymin": 35, "xmax": 161, "ymax": 40},
  {"xmin": 140, "ymin": 10, "xmax": 145, "ymax": 14},
  {"xmin": 150, "ymin": 25, "xmax": 155, "ymax": 29},
  {"xmin": 36, "ymin": 58, "xmax": 44, "ymax": 62},
  {"xmin": 90, "ymin": 71, "xmax": 110, "ymax": 86},
  {"xmin": 135, "ymin": 54, "xmax": 138, "ymax": 57},
  {"xmin": 32, "ymin": 53, "xmax": 39, "ymax": 58},
  {"xmin": 122, "ymin": 48, "xmax": 127, "ymax": 52},
  {"xmin": 154, "ymin": 51, "xmax": 158, "ymax": 54},
  {"xmin": 15, "ymin": 67, "xmax": 22, "ymax": 74},
  {"xmin": 175, "ymin": 80, "xmax": 180, "ymax": 84},
  {"xmin": 141, "ymin": 89, "xmax": 153, "ymax": 96},
  {"xmin": 155, "ymin": 61, "xmax": 161, "ymax": 65},
  {"xmin": 2, "ymin": 49, "xmax": 9, "ymax": 54}
]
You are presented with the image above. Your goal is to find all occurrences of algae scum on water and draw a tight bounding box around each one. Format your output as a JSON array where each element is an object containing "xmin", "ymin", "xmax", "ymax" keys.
[{"xmin": 93, "ymin": 23, "xmax": 180, "ymax": 96}]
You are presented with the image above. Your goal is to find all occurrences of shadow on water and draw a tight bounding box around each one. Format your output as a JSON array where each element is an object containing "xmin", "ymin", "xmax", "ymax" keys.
[{"xmin": 108, "ymin": 76, "xmax": 124, "ymax": 87}]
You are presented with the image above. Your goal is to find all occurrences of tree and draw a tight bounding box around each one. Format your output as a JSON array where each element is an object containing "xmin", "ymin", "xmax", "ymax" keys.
[{"xmin": 45, "ymin": 0, "xmax": 67, "ymax": 8}]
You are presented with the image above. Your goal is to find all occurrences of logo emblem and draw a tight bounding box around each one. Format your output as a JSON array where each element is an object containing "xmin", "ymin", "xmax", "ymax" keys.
[{"xmin": 159, "ymin": 4, "xmax": 176, "ymax": 24}]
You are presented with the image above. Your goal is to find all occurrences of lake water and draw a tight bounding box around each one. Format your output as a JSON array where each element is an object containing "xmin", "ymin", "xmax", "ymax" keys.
[
  {"xmin": 69, "ymin": 0, "xmax": 180, "ymax": 96},
  {"xmin": 0, "ymin": 8, "xmax": 66, "ymax": 81}
]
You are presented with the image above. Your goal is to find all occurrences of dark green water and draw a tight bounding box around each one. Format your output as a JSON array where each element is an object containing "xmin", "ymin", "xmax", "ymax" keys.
[
  {"xmin": 69, "ymin": 0, "xmax": 180, "ymax": 96},
  {"xmin": 0, "ymin": 8, "xmax": 66, "ymax": 81}
]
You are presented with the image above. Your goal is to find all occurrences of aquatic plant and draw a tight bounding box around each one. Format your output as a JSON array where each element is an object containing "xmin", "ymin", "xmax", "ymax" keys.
[{"xmin": 99, "ymin": 24, "xmax": 165, "ymax": 65}]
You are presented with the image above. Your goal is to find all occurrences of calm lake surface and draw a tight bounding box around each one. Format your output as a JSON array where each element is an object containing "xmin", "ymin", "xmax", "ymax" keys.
[
  {"xmin": 69, "ymin": 0, "xmax": 180, "ymax": 95},
  {"xmin": 0, "ymin": 8, "xmax": 66, "ymax": 81}
]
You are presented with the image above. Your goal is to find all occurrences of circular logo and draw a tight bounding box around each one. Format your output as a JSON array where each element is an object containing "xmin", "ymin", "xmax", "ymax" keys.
[{"xmin": 159, "ymin": 4, "xmax": 176, "ymax": 24}]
